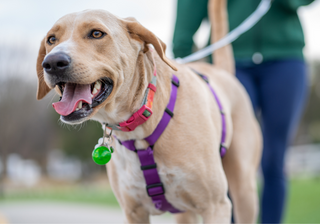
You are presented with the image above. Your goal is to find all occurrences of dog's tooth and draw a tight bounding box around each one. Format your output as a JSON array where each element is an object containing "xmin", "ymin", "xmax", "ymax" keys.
[
  {"xmin": 78, "ymin": 101, "xmax": 82, "ymax": 109},
  {"xmin": 94, "ymin": 81, "xmax": 101, "ymax": 90},
  {"xmin": 92, "ymin": 88, "xmax": 98, "ymax": 94},
  {"xmin": 76, "ymin": 108, "xmax": 80, "ymax": 111}
]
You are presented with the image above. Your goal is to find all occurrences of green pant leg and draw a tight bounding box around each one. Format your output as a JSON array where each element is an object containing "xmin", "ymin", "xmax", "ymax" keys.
[{"xmin": 173, "ymin": 0, "xmax": 209, "ymax": 58}]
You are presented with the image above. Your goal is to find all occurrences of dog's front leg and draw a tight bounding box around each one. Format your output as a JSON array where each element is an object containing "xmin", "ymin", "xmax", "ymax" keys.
[
  {"xmin": 107, "ymin": 160, "xmax": 150, "ymax": 224},
  {"xmin": 123, "ymin": 206, "xmax": 150, "ymax": 224},
  {"xmin": 108, "ymin": 177, "xmax": 151, "ymax": 224},
  {"xmin": 200, "ymin": 196, "xmax": 232, "ymax": 224},
  {"xmin": 175, "ymin": 210, "xmax": 198, "ymax": 223}
]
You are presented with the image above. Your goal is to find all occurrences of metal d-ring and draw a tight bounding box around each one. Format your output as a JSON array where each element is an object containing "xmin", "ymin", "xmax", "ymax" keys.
[{"xmin": 102, "ymin": 123, "xmax": 113, "ymax": 146}]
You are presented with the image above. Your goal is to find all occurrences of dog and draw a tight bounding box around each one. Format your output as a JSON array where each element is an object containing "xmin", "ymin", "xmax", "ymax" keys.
[{"xmin": 36, "ymin": 1, "xmax": 262, "ymax": 223}]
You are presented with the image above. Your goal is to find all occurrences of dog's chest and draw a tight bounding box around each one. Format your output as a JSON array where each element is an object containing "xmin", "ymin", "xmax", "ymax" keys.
[{"xmin": 111, "ymin": 141, "xmax": 186, "ymax": 215}]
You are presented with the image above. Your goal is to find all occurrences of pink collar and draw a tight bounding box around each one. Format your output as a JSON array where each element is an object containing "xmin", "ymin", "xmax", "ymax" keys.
[{"xmin": 106, "ymin": 50, "xmax": 157, "ymax": 132}]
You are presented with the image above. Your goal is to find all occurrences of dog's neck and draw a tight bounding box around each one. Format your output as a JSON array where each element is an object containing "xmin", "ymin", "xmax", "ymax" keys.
[
  {"xmin": 99, "ymin": 49, "xmax": 173, "ymax": 141},
  {"xmin": 129, "ymin": 50, "xmax": 155, "ymax": 115}
]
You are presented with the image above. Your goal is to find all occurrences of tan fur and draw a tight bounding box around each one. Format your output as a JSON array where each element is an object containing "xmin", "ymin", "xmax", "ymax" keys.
[
  {"xmin": 36, "ymin": 38, "xmax": 51, "ymax": 99},
  {"xmin": 208, "ymin": 0, "xmax": 235, "ymax": 75},
  {"xmin": 36, "ymin": 8, "xmax": 261, "ymax": 224}
]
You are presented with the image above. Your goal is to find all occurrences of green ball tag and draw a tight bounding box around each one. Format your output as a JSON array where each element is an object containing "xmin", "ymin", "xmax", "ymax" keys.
[{"xmin": 92, "ymin": 146, "xmax": 112, "ymax": 165}]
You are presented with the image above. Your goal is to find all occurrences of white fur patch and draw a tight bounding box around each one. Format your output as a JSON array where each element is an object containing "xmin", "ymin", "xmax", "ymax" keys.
[
  {"xmin": 112, "ymin": 140, "xmax": 189, "ymax": 215},
  {"xmin": 134, "ymin": 140, "xmax": 149, "ymax": 150},
  {"xmin": 48, "ymin": 39, "xmax": 75, "ymax": 55}
]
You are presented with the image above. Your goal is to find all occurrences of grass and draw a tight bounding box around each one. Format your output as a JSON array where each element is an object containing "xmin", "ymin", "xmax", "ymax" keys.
[
  {"xmin": 284, "ymin": 178, "xmax": 320, "ymax": 223},
  {"xmin": 0, "ymin": 184, "xmax": 120, "ymax": 208},
  {"xmin": 1, "ymin": 179, "xmax": 320, "ymax": 223}
]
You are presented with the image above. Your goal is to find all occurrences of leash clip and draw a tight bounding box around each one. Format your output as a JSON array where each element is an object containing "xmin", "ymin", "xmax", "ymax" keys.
[{"xmin": 102, "ymin": 123, "xmax": 113, "ymax": 145}]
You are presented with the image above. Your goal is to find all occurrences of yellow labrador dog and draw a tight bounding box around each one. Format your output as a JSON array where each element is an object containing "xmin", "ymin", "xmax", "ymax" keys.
[{"xmin": 36, "ymin": 1, "xmax": 261, "ymax": 223}]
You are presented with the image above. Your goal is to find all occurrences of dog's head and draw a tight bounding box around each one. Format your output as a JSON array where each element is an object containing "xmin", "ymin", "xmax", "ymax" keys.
[{"xmin": 37, "ymin": 10, "xmax": 176, "ymax": 125}]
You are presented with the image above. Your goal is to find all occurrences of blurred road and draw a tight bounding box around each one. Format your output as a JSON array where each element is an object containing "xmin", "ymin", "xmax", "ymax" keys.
[{"xmin": 0, "ymin": 201, "xmax": 175, "ymax": 224}]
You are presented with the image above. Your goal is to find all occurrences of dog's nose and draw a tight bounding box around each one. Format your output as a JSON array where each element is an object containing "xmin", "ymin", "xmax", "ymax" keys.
[{"xmin": 42, "ymin": 53, "xmax": 71, "ymax": 75}]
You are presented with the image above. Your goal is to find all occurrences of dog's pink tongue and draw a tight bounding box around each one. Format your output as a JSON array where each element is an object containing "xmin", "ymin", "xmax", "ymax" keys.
[{"xmin": 52, "ymin": 83, "xmax": 92, "ymax": 116}]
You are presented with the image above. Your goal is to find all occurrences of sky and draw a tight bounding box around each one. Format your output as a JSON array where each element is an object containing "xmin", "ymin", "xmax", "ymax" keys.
[
  {"xmin": 0, "ymin": 0, "xmax": 319, "ymax": 79},
  {"xmin": 0, "ymin": 0, "xmax": 176, "ymax": 49}
]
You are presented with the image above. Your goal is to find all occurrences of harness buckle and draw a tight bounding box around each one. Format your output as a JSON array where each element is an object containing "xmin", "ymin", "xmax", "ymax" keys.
[
  {"xmin": 146, "ymin": 183, "xmax": 165, "ymax": 197},
  {"xmin": 118, "ymin": 105, "xmax": 153, "ymax": 132}
]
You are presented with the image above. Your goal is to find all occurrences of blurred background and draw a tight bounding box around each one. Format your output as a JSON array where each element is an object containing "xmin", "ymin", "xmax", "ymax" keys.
[{"xmin": 0, "ymin": 0, "xmax": 320, "ymax": 223}]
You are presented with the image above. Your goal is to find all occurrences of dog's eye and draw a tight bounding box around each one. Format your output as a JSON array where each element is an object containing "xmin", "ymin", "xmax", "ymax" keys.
[
  {"xmin": 47, "ymin": 36, "xmax": 56, "ymax": 45},
  {"xmin": 90, "ymin": 30, "xmax": 105, "ymax": 39}
]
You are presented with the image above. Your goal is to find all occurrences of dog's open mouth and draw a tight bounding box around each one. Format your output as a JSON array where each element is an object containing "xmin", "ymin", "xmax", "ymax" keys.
[{"xmin": 52, "ymin": 78, "xmax": 113, "ymax": 121}]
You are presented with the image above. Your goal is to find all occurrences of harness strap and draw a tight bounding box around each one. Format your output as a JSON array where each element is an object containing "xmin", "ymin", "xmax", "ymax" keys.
[
  {"xmin": 193, "ymin": 71, "xmax": 227, "ymax": 157},
  {"xmin": 118, "ymin": 72, "xmax": 227, "ymax": 214},
  {"xmin": 144, "ymin": 75, "xmax": 179, "ymax": 146},
  {"xmin": 119, "ymin": 75, "xmax": 182, "ymax": 213}
]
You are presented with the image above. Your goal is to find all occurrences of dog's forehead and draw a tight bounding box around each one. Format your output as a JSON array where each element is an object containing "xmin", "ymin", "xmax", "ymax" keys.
[{"xmin": 51, "ymin": 10, "xmax": 122, "ymax": 35}]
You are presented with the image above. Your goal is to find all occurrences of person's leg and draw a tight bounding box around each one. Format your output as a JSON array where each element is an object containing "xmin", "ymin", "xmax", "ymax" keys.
[
  {"xmin": 258, "ymin": 59, "xmax": 308, "ymax": 223},
  {"xmin": 235, "ymin": 65, "xmax": 259, "ymax": 224},
  {"xmin": 172, "ymin": 0, "xmax": 208, "ymax": 58},
  {"xmin": 235, "ymin": 66, "xmax": 260, "ymax": 111}
]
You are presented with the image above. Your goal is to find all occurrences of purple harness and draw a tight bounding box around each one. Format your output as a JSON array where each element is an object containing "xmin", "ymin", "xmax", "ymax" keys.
[{"xmin": 118, "ymin": 72, "xmax": 227, "ymax": 213}]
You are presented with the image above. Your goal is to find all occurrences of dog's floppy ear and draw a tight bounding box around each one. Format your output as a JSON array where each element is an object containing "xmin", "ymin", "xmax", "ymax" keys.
[
  {"xmin": 123, "ymin": 18, "xmax": 177, "ymax": 71},
  {"xmin": 36, "ymin": 37, "xmax": 51, "ymax": 100}
]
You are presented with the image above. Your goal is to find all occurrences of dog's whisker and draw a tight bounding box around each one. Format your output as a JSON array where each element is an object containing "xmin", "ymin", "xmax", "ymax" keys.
[{"xmin": 46, "ymin": 92, "xmax": 59, "ymax": 109}]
